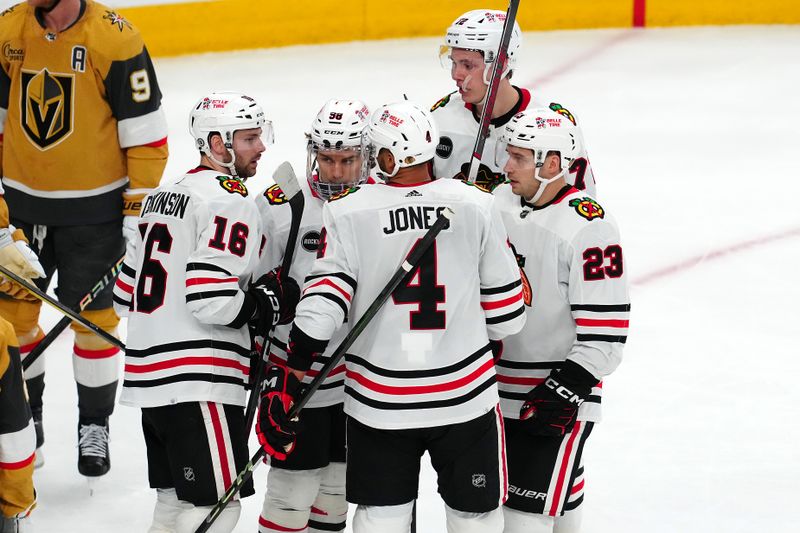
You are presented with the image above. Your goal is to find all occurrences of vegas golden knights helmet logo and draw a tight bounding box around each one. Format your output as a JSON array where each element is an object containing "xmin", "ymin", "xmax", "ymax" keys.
[{"xmin": 20, "ymin": 68, "xmax": 74, "ymax": 150}]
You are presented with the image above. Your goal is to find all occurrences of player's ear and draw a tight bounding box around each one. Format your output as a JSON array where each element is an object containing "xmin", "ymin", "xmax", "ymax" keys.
[
  {"xmin": 377, "ymin": 148, "xmax": 396, "ymax": 175},
  {"xmin": 208, "ymin": 132, "xmax": 226, "ymax": 157},
  {"xmin": 546, "ymin": 151, "xmax": 561, "ymax": 173}
]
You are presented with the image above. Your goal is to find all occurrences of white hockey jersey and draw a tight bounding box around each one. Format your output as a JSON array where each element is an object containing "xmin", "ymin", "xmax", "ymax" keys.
[
  {"xmin": 493, "ymin": 183, "xmax": 629, "ymax": 422},
  {"xmin": 255, "ymin": 178, "xmax": 348, "ymax": 408},
  {"xmin": 431, "ymin": 87, "xmax": 597, "ymax": 196},
  {"xmin": 293, "ymin": 179, "xmax": 526, "ymax": 430},
  {"xmin": 113, "ymin": 167, "xmax": 263, "ymax": 408}
]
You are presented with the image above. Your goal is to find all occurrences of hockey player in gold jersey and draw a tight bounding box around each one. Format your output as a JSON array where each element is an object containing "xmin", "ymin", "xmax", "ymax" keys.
[{"xmin": 0, "ymin": 0, "xmax": 169, "ymax": 477}]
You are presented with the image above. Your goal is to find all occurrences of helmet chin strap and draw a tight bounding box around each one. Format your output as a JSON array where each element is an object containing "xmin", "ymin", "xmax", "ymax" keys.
[
  {"xmin": 207, "ymin": 148, "xmax": 239, "ymax": 178},
  {"xmin": 527, "ymin": 168, "xmax": 565, "ymax": 204}
]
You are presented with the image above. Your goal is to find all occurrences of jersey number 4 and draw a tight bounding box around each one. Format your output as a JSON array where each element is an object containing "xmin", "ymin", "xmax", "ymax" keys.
[{"xmin": 392, "ymin": 240, "xmax": 446, "ymax": 329}]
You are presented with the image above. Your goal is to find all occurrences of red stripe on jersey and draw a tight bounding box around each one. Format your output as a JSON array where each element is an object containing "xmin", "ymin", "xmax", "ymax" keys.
[
  {"xmin": 306, "ymin": 363, "xmax": 345, "ymax": 379},
  {"xmin": 207, "ymin": 403, "xmax": 232, "ymax": 488},
  {"xmin": 575, "ymin": 318, "xmax": 629, "ymax": 328},
  {"xmin": 553, "ymin": 186, "xmax": 579, "ymax": 204},
  {"xmin": 310, "ymin": 506, "xmax": 328, "ymax": 516},
  {"xmin": 496, "ymin": 375, "xmax": 544, "ymax": 386},
  {"xmin": 481, "ymin": 290, "xmax": 523, "ymax": 310},
  {"xmin": 307, "ymin": 278, "xmax": 351, "ymax": 301},
  {"xmin": 186, "ymin": 277, "xmax": 239, "ymax": 286},
  {"xmin": 143, "ymin": 136, "xmax": 168, "ymax": 148},
  {"xmin": 347, "ymin": 358, "xmax": 493, "ymax": 395},
  {"xmin": 549, "ymin": 421, "xmax": 582, "ymax": 516},
  {"xmin": 571, "ymin": 479, "xmax": 585, "ymax": 494},
  {"xmin": 74, "ymin": 345, "xmax": 120, "ymax": 359},
  {"xmin": 115, "ymin": 278, "xmax": 133, "ymax": 294},
  {"xmin": 0, "ymin": 452, "xmax": 35, "ymax": 470},
  {"xmin": 518, "ymin": 87, "xmax": 532, "ymax": 111},
  {"xmin": 258, "ymin": 516, "xmax": 307, "ymax": 531},
  {"xmin": 125, "ymin": 356, "xmax": 249, "ymax": 374}
]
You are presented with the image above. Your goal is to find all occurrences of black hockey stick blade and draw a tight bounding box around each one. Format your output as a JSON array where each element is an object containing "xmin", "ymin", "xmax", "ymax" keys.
[
  {"xmin": 196, "ymin": 207, "xmax": 454, "ymax": 533},
  {"xmin": 466, "ymin": 0, "xmax": 521, "ymax": 183},
  {"xmin": 0, "ymin": 264, "xmax": 124, "ymax": 350},
  {"xmin": 23, "ymin": 255, "xmax": 125, "ymax": 371}
]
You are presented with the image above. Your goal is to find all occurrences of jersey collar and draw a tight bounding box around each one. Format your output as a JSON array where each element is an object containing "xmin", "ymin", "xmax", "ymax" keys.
[
  {"xmin": 466, "ymin": 86, "xmax": 532, "ymax": 128},
  {"xmin": 520, "ymin": 184, "xmax": 575, "ymax": 211}
]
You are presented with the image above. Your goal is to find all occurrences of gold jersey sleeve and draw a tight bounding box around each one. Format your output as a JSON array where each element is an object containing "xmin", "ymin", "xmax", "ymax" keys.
[{"xmin": 0, "ymin": 0, "xmax": 168, "ymax": 225}]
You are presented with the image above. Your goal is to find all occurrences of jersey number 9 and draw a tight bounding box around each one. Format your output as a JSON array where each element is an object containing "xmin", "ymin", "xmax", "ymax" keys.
[{"xmin": 130, "ymin": 69, "xmax": 151, "ymax": 103}]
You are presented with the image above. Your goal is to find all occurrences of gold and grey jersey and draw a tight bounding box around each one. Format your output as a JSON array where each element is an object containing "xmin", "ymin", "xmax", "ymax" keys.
[{"xmin": 0, "ymin": 0, "xmax": 168, "ymax": 225}]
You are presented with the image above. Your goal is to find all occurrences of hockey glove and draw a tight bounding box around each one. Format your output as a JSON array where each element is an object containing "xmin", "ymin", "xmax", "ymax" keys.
[
  {"xmin": 256, "ymin": 364, "xmax": 302, "ymax": 461},
  {"xmin": 248, "ymin": 271, "xmax": 300, "ymax": 334},
  {"xmin": 520, "ymin": 360, "xmax": 598, "ymax": 437},
  {"xmin": 0, "ymin": 227, "xmax": 44, "ymax": 300},
  {"xmin": 453, "ymin": 162, "xmax": 506, "ymax": 192}
]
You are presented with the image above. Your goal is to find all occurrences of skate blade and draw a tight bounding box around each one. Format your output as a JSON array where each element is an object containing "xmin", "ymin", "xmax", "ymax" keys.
[{"xmin": 86, "ymin": 476, "xmax": 100, "ymax": 497}]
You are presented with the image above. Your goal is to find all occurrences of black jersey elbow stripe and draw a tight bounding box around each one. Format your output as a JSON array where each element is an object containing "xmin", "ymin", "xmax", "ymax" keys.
[
  {"xmin": 345, "ymin": 342, "xmax": 491, "ymax": 379},
  {"xmin": 576, "ymin": 333, "xmax": 627, "ymax": 343},
  {"xmin": 344, "ymin": 374, "xmax": 496, "ymax": 411},
  {"xmin": 304, "ymin": 272, "xmax": 357, "ymax": 292},
  {"xmin": 571, "ymin": 303, "xmax": 631, "ymax": 313},
  {"xmin": 121, "ymin": 263, "xmax": 136, "ymax": 278},
  {"xmin": 308, "ymin": 519, "xmax": 346, "ymax": 532},
  {"xmin": 480, "ymin": 279, "xmax": 522, "ymax": 295},
  {"xmin": 186, "ymin": 262, "xmax": 233, "ymax": 275},
  {"xmin": 125, "ymin": 339, "xmax": 251, "ymax": 358},
  {"xmin": 495, "ymin": 359, "xmax": 562, "ymax": 371},
  {"xmin": 112, "ymin": 294, "xmax": 132, "ymax": 307},
  {"xmin": 227, "ymin": 292, "xmax": 256, "ymax": 329},
  {"xmin": 318, "ymin": 380, "xmax": 345, "ymax": 391},
  {"xmin": 485, "ymin": 305, "xmax": 525, "ymax": 325},
  {"xmin": 300, "ymin": 292, "xmax": 348, "ymax": 317},
  {"xmin": 123, "ymin": 373, "xmax": 245, "ymax": 388},
  {"xmin": 185, "ymin": 289, "xmax": 239, "ymax": 302}
]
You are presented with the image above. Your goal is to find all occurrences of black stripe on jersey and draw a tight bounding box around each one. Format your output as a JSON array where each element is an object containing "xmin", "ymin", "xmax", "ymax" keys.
[
  {"xmin": 485, "ymin": 305, "xmax": 525, "ymax": 325},
  {"xmin": 304, "ymin": 272, "xmax": 357, "ymax": 292},
  {"xmin": 318, "ymin": 380, "xmax": 345, "ymax": 391},
  {"xmin": 300, "ymin": 292, "xmax": 348, "ymax": 317},
  {"xmin": 576, "ymin": 333, "xmax": 627, "ymax": 344},
  {"xmin": 227, "ymin": 292, "xmax": 256, "ymax": 330},
  {"xmin": 563, "ymin": 494, "xmax": 584, "ymax": 512},
  {"xmin": 271, "ymin": 337, "xmax": 288, "ymax": 351},
  {"xmin": 480, "ymin": 279, "xmax": 522, "ymax": 295},
  {"xmin": 570, "ymin": 303, "xmax": 631, "ymax": 313},
  {"xmin": 113, "ymin": 294, "xmax": 132, "ymax": 308},
  {"xmin": 346, "ymin": 343, "xmax": 491, "ymax": 379},
  {"xmin": 495, "ymin": 359, "xmax": 562, "ymax": 371},
  {"xmin": 126, "ymin": 339, "xmax": 250, "ymax": 358},
  {"xmin": 308, "ymin": 519, "xmax": 346, "ymax": 532},
  {"xmin": 345, "ymin": 374, "xmax": 496, "ymax": 411},
  {"xmin": 499, "ymin": 390, "xmax": 601, "ymax": 405},
  {"xmin": 104, "ymin": 46, "xmax": 163, "ymax": 121},
  {"xmin": 185, "ymin": 289, "xmax": 239, "ymax": 302},
  {"xmin": 123, "ymin": 373, "xmax": 244, "ymax": 388},
  {"xmin": 187, "ymin": 262, "xmax": 232, "ymax": 275},
  {"xmin": 121, "ymin": 263, "xmax": 136, "ymax": 278}
]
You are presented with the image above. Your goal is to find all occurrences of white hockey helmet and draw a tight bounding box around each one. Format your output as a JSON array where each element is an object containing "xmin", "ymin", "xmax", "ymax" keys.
[
  {"xmin": 366, "ymin": 101, "xmax": 438, "ymax": 180},
  {"xmin": 499, "ymin": 107, "xmax": 581, "ymax": 202},
  {"xmin": 306, "ymin": 99, "xmax": 372, "ymax": 200},
  {"xmin": 188, "ymin": 92, "xmax": 273, "ymax": 177},
  {"xmin": 441, "ymin": 9, "xmax": 522, "ymax": 83}
]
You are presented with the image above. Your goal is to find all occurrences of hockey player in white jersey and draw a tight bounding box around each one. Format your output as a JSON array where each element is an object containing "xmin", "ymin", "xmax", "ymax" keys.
[
  {"xmin": 255, "ymin": 101, "xmax": 526, "ymax": 533},
  {"xmin": 112, "ymin": 92, "xmax": 300, "ymax": 533},
  {"xmin": 254, "ymin": 99, "xmax": 372, "ymax": 533},
  {"xmin": 432, "ymin": 9, "xmax": 596, "ymax": 194},
  {"xmin": 492, "ymin": 108, "xmax": 629, "ymax": 533}
]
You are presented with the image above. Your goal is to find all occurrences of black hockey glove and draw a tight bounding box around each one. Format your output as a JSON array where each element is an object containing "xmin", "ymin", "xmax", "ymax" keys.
[
  {"xmin": 256, "ymin": 364, "xmax": 302, "ymax": 461},
  {"xmin": 453, "ymin": 162, "xmax": 506, "ymax": 192},
  {"xmin": 520, "ymin": 360, "xmax": 598, "ymax": 437},
  {"xmin": 248, "ymin": 270, "xmax": 301, "ymax": 333}
]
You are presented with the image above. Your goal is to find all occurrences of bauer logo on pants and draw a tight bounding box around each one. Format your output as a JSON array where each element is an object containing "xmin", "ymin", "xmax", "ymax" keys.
[{"xmin": 20, "ymin": 68, "xmax": 74, "ymax": 150}]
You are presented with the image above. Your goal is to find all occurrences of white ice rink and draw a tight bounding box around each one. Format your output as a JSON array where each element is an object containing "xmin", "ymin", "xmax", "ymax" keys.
[{"xmin": 25, "ymin": 25, "xmax": 800, "ymax": 532}]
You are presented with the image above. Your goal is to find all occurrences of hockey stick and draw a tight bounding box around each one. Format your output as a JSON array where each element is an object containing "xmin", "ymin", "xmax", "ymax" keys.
[
  {"xmin": 466, "ymin": 0, "xmax": 522, "ymax": 184},
  {"xmin": 22, "ymin": 255, "xmax": 125, "ymax": 371},
  {"xmin": 195, "ymin": 208, "xmax": 454, "ymax": 533},
  {"xmin": 0, "ymin": 264, "xmax": 124, "ymax": 350},
  {"xmin": 243, "ymin": 162, "xmax": 305, "ymax": 439}
]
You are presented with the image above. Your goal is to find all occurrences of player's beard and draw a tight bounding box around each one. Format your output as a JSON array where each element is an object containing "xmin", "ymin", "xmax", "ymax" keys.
[{"xmin": 234, "ymin": 158, "xmax": 257, "ymax": 179}]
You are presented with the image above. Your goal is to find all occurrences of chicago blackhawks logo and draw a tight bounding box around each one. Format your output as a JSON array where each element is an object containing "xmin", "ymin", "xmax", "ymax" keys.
[
  {"xmin": 20, "ymin": 68, "xmax": 74, "ymax": 150},
  {"xmin": 569, "ymin": 197, "xmax": 604, "ymax": 220},
  {"xmin": 430, "ymin": 92, "xmax": 454, "ymax": 112},
  {"xmin": 508, "ymin": 241, "xmax": 532, "ymax": 306},
  {"xmin": 328, "ymin": 186, "xmax": 359, "ymax": 202},
  {"xmin": 103, "ymin": 11, "xmax": 132, "ymax": 32},
  {"xmin": 549, "ymin": 102, "xmax": 577, "ymax": 126},
  {"xmin": 264, "ymin": 184, "xmax": 286, "ymax": 205},
  {"xmin": 216, "ymin": 176, "xmax": 248, "ymax": 196}
]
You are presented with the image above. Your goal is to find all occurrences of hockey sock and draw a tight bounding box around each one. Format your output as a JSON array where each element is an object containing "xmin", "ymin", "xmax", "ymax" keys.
[
  {"xmin": 502, "ymin": 506, "xmax": 555, "ymax": 533},
  {"xmin": 444, "ymin": 504, "xmax": 503, "ymax": 533}
]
